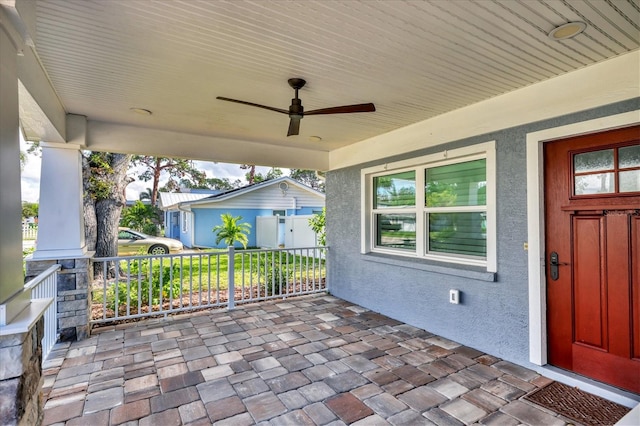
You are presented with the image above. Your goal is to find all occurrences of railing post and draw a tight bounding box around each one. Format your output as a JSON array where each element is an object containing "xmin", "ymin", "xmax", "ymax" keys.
[{"xmin": 227, "ymin": 246, "xmax": 235, "ymax": 310}]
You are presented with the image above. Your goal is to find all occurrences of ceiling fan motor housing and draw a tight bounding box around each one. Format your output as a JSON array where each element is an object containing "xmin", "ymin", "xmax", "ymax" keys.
[{"xmin": 289, "ymin": 98, "xmax": 304, "ymax": 118}]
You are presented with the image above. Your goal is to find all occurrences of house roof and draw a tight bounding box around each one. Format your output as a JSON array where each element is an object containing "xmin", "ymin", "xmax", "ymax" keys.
[
  {"xmin": 9, "ymin": 1, "xmax": 638, "ymax": 173},
  {"xmin": 179, "ymin": 177, "xmax": 325, "ymax": 208},
  {"xmin": 158, "ymin": 192, "xmax": 214, "ymax": 210}
]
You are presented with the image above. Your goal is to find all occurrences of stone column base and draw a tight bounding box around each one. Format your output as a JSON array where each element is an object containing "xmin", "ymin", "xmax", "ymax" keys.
[
  {"xmin": 25, "ymin": 255, "xmax": 93, "ymax": 341},
  {"xmin": 0, "ymin": 317, "xmax": 45, "ymax": 426}
]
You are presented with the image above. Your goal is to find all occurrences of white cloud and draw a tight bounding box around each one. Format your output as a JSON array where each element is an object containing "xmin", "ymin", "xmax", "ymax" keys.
[{"xmin": 20, "ymin": 139, "xmax": 41, "ymax": 203}]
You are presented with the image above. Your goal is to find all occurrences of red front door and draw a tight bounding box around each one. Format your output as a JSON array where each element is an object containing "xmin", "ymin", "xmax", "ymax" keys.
[{"xmin": 544, "ymin": 126, "xmax": 640, "ymax": 393}]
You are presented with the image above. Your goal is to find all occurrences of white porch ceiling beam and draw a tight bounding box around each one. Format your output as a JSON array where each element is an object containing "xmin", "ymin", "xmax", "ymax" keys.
[
  {"xmin": 85, "ymin": 121, "xmax": 330, "ymax": 171},
  {"xmin": 330, "ymin": 50, "xmax": 640, "ymax": 171},
  {"xmin": 2, "ymin": 0, "xmax": 66, "ymax": 143}
]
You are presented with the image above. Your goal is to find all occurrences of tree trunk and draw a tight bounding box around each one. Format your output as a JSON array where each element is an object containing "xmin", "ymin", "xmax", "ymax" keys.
[
  {"xmin": 82, "ymin": 155, "xmax": 97, "ymax": 253},
  {"xmin": 151, "ymin": 157, "xmax": 161, "ymax": 206},
  {"xmin": 95, "ymin": 198, "xmax": 124, "ymax": 258},
  {"xmin": 83, "ymin": 152, "xmax": 132, "ymax": 277}
]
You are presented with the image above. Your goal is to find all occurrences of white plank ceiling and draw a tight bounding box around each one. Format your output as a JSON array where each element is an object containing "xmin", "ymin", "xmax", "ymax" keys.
[{"xmin": 30, "ymin": 0, "xmax": 640, "ymax": 154}]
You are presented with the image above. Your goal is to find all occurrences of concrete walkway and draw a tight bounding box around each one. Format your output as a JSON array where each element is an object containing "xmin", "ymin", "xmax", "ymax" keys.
[{"xmin": 42, "ymin": 294, "xmax": 584, "ymax": 425}]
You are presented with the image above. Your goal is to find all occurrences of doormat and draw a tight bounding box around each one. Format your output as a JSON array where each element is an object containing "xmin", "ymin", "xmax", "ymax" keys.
[{"xmin": 523, "ymin": 381, "xmax": 630, "ymax": 426}]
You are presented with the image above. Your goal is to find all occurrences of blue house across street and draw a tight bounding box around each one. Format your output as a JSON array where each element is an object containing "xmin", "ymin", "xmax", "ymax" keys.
[
  {"xmin": 159, "ymin": 190, "xmax": 220, "ymax": 240},
  {"xmin": 160, "ymin": 177, "xmax": 325, "ymax": 249}
]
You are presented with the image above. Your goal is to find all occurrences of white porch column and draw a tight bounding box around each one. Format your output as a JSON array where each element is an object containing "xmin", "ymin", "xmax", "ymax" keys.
[
  {"xmin": 0, "ymin": 6, "xmax": 30, "ymax": 319},
  {"xmin": 32, "ymin": 142, "xmax": 87, "ymax": 259},
  {"xmin": 26, "ymin": 117, "xmax": 93, "ymax": 342},
  {"xmin": 1, "ymin": 4, "xmax": 53, "ymax": 425}
]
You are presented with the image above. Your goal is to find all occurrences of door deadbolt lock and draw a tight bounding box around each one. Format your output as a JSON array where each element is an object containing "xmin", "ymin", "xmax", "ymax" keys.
[{"xmin": 549, "ymin": 251, "xmax": 569, "ymax": 281}]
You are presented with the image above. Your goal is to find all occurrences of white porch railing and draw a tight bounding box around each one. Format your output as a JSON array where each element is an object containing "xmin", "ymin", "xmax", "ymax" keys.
[
  {"xmin": 22, "ymin": 225, "xmax": 38, "ymax": 241},
  {"xmin": 24, "ymin": 264, "xmax": 61, "ymax": 362},
  {"xmin": 91, "ymin": 246, "xmax": 327, "ymax": 325}
]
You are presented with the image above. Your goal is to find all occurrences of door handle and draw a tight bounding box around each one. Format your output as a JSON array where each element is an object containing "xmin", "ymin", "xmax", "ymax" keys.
[{"xmin": 549, "ymin": 251, "xmax": 569, "ymax": 281}]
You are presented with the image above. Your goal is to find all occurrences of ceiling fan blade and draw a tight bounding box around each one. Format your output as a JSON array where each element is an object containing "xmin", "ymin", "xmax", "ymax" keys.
[
  {"xmin": 305, "ymin": 103, "xmax": 376, "ymax": 115},
  {"xmin": 216, "ymin": 97, "xmax": 289, "ymax": 114},
  {"xmin": 287, "ymin": 117, "xmax": 301, "ymax": 136}
]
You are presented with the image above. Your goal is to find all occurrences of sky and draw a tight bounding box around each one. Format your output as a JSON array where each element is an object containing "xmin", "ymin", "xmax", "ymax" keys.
[{"xmin": 19, "ymin": 138, "xmax": 283, "ymax": 203}]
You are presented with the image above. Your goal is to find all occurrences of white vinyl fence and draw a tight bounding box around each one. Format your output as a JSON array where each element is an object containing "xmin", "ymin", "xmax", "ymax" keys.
[{"xmin": 22, "ymin": 225, "xmax": 38, "ymax": 240}]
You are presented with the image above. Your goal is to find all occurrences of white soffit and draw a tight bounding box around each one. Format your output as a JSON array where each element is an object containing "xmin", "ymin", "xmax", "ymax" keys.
[
  {"xmin": 330, "ymin": 50, "xmax": 640, "ymax": 170},
  {"xmin": 10, "ymin": 0, "xmax": 639, "ymax": 166}
]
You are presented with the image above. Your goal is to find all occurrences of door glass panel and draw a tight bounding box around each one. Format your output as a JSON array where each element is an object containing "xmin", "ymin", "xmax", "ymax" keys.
[
  {"xmin": 620, "ymin": 170, "xmax": 640, "ymax": 192},
  {"xmin": 374, "ymin": 171, "xmax": 415, "ymax": 208},
  {"xmin": 375, "ymin": 214, "xmax": 416, "ymax": 249},
  {"xmin": 574, "ymin": 173, "xmax": 615, "ymax": 195},
  {"xmin": 619, "ymin": 145, "xmax": 640, "ymax": 168},
  {"xmin": 574, "ymin": 149, "xmax": 614, "ymax": 173}
]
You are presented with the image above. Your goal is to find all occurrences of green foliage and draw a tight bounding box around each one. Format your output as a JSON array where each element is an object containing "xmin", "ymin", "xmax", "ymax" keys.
[
  {"xmin": 107, "ymin": 259, "xmax": 183, "ymax": 310},
  {"xmin": 20, "ymin": 141, "xmax": 41, "ymax": 172},
  {"xmin": 23, "ymin": 247, "xmax": 35, "ymax": 274},
  {"xmin": 240, "ymin": 165, "xmax": 283, "ymax": 184},
  {"xmin": 289, "ymin": 169, "xmax": 325, "ymax": 192},
  {"xmin": 425, "ymin": 182, "xmax": 457, "ymax": 207},
  {"xmin": 252, "ymin": 252, "xmax": 293, "ymax": 296},
  {"xmin": 264, "ymin": 263, "xmax": 291, "ymax": 296},
  {"xmin": 132, "ymin": 156, "xmax": 207, "ymax": 205},
  {"xmin": 240, "ymin": 164, "xmax": 256, "ymax": 184},
  {"xmin": 120, "ymin": 201, "xmax": 161, "ymax": 234},
  {"xmin": 177, "ymin": 177, "xmax": 242, "ymax": 190},
  {"xmin": 86, "ymin": 152, "xmax": 120, "ymax": 200},
  {"xmin": 213, "ymin": 214, "xmax": 251, "ymax": 248},
  {"xmin": 250, "ymin": 168, "xmax": 283, "ymax": 184},
  {"xmin": 138, "ymin": 188, "xmax": 153, "ymax": 201},
  {"xmin": 308, "ymin": 208, "xmax": 326, "ymax": 246},
  {"xmin": 264, "ymin": 168, "xmax": 283, "ymax": 181},
  {"xmin": 21, "ymin": 202, "xmax": 39, "ymax": 219}
]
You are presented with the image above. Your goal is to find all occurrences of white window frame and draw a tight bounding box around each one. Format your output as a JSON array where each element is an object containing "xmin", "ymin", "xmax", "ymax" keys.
[
  {"xmin": 361, "ymin": 141, "xmax": 497, "ymax": 272},
  {"xmin": 181, "ymin": 211, "xmax": 188, "ymax": 233}
]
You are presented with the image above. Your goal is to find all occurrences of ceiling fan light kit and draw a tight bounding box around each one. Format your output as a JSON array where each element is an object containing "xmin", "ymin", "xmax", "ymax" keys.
[{"xmin": 217, "ymin": 78, "xmax": 375, "ymax": 136}]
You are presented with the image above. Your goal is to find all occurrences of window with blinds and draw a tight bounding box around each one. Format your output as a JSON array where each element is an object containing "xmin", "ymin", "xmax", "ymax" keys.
[
  {"xmin": 366, "ymin": 146, "xmax": 494, "ymax": 269},
  {"xmin": 426, "ymin": 159, "xmax": 487, "ymax": 257}
]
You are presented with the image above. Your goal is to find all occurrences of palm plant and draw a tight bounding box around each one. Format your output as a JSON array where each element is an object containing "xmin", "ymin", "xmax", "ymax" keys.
[
  {"xmin": 138, "ymin": 187, "xmax": 153, "ymax": 202},
  {"xmin": 212, "ymin": 213, "xmax": 251, "ymax": 248}
]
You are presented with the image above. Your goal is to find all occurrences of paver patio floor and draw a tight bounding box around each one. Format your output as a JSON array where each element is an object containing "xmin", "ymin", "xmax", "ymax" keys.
[{"xmin": 42, "ymin": 293, "xmax": 581, "ymax": 425}]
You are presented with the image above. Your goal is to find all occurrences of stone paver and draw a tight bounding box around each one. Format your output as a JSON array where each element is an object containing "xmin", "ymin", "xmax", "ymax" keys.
[
  {"xmin": 501, "ymin": 400, "xmax": 568, "ymax": 425},
  {"xmin": 82, "ymin": 387, "xmax": 123, "ymax": 414},
  {"xmin": 244, "ymin": 391, "xmax": 287, "ymax": 422},
  {"xmin": 205, "ymin": 395, "xmax": 246, "ymax": 422},
  {"xmin": 440, "ymin": 398, "xmax": 487, "ymax": 423},
  {"xmin": 42, "ymin": 294, "xmax": 598, "ymax": 425},
  {"xmin": 397, "ymin": 386, "xmax": 447, "ymax": 411},
  {"xmin": 364, "ymin": 393, "xmax": 407, "ymax": 418},
  {"xmin": 110, "ymin": 399, "xmax": 151, "ymax": 424},
  {"xmin": 326, "ymin": 392, "xmax": 374, "ymax": 424}
]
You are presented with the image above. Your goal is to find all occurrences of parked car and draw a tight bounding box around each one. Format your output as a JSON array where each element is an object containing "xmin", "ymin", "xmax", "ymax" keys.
[{"xmin": 118, "ymin": 227, "xmax": 183, "ymax": 256}]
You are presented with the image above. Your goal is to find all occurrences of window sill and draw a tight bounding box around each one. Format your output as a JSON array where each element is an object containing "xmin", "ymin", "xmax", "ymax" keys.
[{"xmin": 361, "ymin": 252, "xmax": 497, "ymax": 282}]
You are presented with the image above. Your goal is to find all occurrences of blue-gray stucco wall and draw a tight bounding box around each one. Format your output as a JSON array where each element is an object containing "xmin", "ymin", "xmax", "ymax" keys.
[{"xmin": 326, "ymin": 98, "xmax": 638, "ymax": 368}]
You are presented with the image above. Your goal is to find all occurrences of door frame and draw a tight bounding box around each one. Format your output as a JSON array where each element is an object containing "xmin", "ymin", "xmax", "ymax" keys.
[{"xmin": 526, "ymin": 110, "xmax": 639, "ymax": 368}]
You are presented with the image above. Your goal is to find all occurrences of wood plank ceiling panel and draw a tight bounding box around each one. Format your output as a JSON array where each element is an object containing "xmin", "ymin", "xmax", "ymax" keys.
[{"xmin": 30, "ymin": 0, "xmax": 640, "ymax": 153}]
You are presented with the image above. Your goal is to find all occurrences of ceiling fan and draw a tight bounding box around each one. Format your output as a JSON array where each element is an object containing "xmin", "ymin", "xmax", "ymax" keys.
[{"xmin": 217, "ymin": 78, "xmax": 375, "ymax": 137}]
